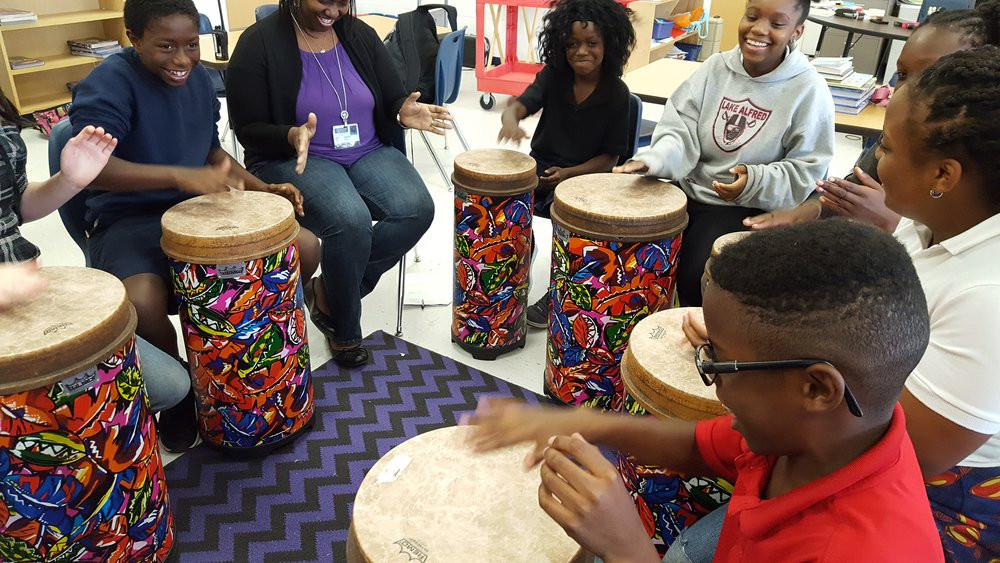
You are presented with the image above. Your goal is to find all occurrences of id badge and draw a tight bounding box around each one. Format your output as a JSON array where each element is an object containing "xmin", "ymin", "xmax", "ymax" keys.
[{"xmin": 333, "ymin": 123, "xmax": 361, "ymax": 149}]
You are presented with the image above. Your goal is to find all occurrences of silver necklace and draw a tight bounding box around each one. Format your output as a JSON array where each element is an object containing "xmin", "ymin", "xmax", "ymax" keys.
[{"xmin": 292, "ymin": 16, "xmax": 350, "ymax": 124}]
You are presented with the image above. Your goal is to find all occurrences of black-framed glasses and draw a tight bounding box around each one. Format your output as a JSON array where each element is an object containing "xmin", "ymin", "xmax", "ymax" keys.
[{"xmin": 694, "ymin": 343, "xmax": 864, "ymax": 418}]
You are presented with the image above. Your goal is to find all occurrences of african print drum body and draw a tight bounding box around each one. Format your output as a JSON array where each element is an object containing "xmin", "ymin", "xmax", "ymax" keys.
[
  {"xmin": 0, "ymin": 267, "xmax": 173, "ymax": 561},
  {"xmin": 451, "ymin": 149, "xmax": 537, "ymax": 360},
  {"xmin": 161, "ymin": 191, "xmax": 313, "ymax": 454},
  {"xmin": 545, "ymin": 174, "xmax": 687, "ymax": 411}
]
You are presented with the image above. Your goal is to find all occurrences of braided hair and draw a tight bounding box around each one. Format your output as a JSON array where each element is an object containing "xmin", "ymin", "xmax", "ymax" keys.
[
  {"xmin": 919, "ymin": 0, "xmax": 1000, "ymax": 46},
  {"xmin": 907, "ymin": 45, "xmax": 1000, "ymax": 206},
  {"xmin": 538, "ymin": 0, "xmax": 636, "ymax": 78}
]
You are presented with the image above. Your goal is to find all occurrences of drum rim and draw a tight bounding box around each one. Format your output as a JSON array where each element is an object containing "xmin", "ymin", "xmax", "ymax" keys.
[
  {"xmin": 551, "ymin": 175, "xmax": 689, "ymax": 241},
  {"xmin": 451, "ymin": 148, "xmax": 539, "ymax": 196}
]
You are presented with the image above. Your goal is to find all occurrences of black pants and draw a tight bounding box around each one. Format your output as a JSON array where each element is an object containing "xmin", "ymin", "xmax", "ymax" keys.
[{"xmin": 677, "ymin": 199, "xmax": 764, "ymax": 307}]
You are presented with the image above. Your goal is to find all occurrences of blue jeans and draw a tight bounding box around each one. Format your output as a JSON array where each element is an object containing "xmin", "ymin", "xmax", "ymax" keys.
[
  {"xmin": 662, "ymin": 504, "xmax": 726, "ymax": 563},
  {"xmin": 137, "ymin": 336, "xmax": 190, "ymax": 413},
  {"xmin": 253, "ymin": 146, "xmax": 434, "ymax": 345}
]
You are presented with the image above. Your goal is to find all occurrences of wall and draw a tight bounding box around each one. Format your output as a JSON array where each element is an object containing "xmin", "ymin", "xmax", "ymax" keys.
[{"xmin": 195, "ymin": 0, "xmax": 228, "ymax": 28}]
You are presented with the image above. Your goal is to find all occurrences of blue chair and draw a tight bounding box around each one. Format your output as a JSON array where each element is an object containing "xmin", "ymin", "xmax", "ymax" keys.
[
  {"xmin": 47, "ymin": 119, "xmax": 90, "ymax": 262},
  {"xmin": 625, "ymin": 93, "xmax": 643, "ymax": 160},
  {"xmin": 198, "ymin": 14, "xmax": 226, "ymax": 96},
  {"xmin": 415, "ymin": 27, "xmax": 469, "ymax": 192},
  {"xmin": 255, "ymin": 4, "xmax": 278, "ymax": 22},
  {"xmin": 918, "ymin": 0, "xmax": 975, "ymax": 21}
]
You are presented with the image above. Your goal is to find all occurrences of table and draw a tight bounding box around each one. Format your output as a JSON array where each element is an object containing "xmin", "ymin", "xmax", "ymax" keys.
[
  {"xmin": 624, "ymin": 57, "xmax": 886, "ymax": 139},
  {"xmin": 806, "ymin": 14, "xmax": 913, "ymax": 82}
]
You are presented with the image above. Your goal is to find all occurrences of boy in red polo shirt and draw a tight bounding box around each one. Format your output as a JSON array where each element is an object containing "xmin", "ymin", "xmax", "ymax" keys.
[{"xmin": 468, "ymin": 218, "xmax": 944, "ymax": 562}]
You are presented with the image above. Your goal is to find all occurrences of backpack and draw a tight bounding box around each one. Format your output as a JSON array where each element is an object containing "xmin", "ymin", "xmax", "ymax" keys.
[{"xmin": 383, "ymin": 7, "xmax": 440, "ymax": 103}]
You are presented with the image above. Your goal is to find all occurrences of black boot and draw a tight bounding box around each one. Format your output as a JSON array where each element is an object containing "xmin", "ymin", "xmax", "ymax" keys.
[{"xmin": 157, "ymin": 387, "xmax": 199, "ymax": 453}]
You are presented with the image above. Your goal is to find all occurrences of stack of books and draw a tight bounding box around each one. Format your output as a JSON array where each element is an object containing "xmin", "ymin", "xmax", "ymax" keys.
[
  {"xmin": 811, "ymin": 57, "xmax": 878, "ymax": 115},
  {"xmin": 0, "ymin": 8, "xmax": 37, "ymax": 25},
  {"xmin": 68, "ymin": 37, "xmax": 123, "ymax": 59},
  {"xmin": 9, "ymin": 56, "xmax": 43, "ymax": 70}
]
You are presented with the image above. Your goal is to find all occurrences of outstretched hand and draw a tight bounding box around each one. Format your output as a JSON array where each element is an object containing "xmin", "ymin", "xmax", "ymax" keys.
[
  {"xmin": 612, "ymin": 160, "xmax": 649, "ymax": 174},
  {"xmin": 399, "ymin": 92, "xmax": 452, "ymax": 135},
  {"xmin": 288, "ymin": 112, "xmax": 317, "ymax": 175},
  {"xmin": 743, "ymin": 199, "xmax": 822, "ymax": 230},
  {"xmin": 60, "ymin": 126, "xmax": 117, "ymax": 190},
  {"xmin": 0, "ymin": 262, "xmax": 48, "ymax": 310}
]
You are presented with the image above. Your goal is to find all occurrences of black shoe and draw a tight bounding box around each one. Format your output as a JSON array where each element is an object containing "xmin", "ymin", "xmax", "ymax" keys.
[
  {"xmin": 157, "ymin": 388, "xmax": 199, "ymax": 453},
  {"xmin": 304, "ymin": 276, "xmax": 339, "ymax": 340},
  {"xmin": 329, "ymin": 342, "xmax": 370, "ymax": 368},
  {"xmin": 526, "ymin": 294, "xmax": 549, "ymax": 329}
]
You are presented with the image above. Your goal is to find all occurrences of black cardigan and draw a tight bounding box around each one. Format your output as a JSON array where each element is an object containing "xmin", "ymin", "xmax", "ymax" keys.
[{"xmin": 225, "ymin": 10, "xmax": 408, "ymax": 168}]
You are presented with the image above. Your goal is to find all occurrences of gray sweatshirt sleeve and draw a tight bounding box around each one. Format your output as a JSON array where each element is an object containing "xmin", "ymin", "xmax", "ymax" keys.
[
  {"xmin": 733, "ymin": 82, "xmax": 835, "ymax": 211},
  {"xmin": 633, "ymin": 65, "xmax": 709, "ymax": 179}
]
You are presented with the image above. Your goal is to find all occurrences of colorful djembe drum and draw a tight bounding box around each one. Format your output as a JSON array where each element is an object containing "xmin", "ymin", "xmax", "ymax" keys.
[
  {"xmin": 348, "ymin": 426, "xmax": 591, "ymax": 562},
  {"xmin": 545, "ymin": 173, "xmax": 688, "ymax": 410},
  {"xmin": 619, "ymin": 307, "xmax": 732, "ymax": 555},
  {"xmin": 451, "ymin": 149, "xmax": 537, "ymax": 360},
  {"xmin": 701, "ymin": 231, "xmax": 753, "ymax": 294},
  {"xmin": 0, "ymin": 267, "xmax": 173, "ymax": 561},
  {"xmin": 161, "ymin": 191, "xmax": 313, "ymax": 455}
]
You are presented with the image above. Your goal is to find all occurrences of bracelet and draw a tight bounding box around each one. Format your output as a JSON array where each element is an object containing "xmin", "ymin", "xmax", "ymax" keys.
[{"xmin": 396, "ymin": 113, "xmax": 409, "ymax": 130}]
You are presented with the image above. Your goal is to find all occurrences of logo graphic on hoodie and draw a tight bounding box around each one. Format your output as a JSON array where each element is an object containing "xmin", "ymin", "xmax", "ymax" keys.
[{"xmin": 713, "ymin": 97, "xmax": 772, "ymax": 152}]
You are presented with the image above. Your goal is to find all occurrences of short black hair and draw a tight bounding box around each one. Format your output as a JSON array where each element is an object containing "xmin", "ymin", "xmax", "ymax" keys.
[
  {"xmin": 278, "ymin": 0, "xmax": 356, "ymax": 30},
  {"xmin": 708, "ymin": 219, "xmax": 929, "ymax": 413},
  {"xmin": 538, "ymin": 0, "xmax": 636, "ymax": 78},
  {"xmin": 123, "ymin": 0, "xmax": 199, "ymax": 38},
  {"xmin": 919, "ymin": 0, "xmax": 1000, "ymax": 47},
  {"xmin": 906, "ymin": 45, "xmax": 1000, "ymax": 207},
  {"xmin": 747, "ymin": 0, "xmax": 811, "ymax": 26}
]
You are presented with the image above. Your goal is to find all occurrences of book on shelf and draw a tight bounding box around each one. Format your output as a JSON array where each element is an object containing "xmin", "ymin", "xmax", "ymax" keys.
[
  {"xmin": 812, "ymin": 56, "xmax": 853, "ymax": 75},
  {"xmin": 0, "ymin": 8, "xmax": 36, "ymax": 24},
  {"xmin": 9, "ymin": 56, "xmax": 43, "ymax": 70},
  {"xmin": 835, "ymin": 101, "xmax": 872, "ymax": 115},
  {"xmin": 70, "ymin": 48, "xmax": 121, "ymax": 59},
  {"xmin": 828, "ymin": 72, "xmax": 877, "ymax": 91},
  {"xmin": 67, "ymin": 37, "xmax": 121, "ymax": 50}
]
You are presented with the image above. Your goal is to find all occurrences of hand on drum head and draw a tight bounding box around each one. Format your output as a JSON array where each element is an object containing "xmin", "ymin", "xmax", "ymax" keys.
[
  {"xmin": 611, "ymin": 160, "xmax": 648, "ymax": 175},
  {"xmin": 259, "ymin": 183, "xmax": 305, "ymax": 216},
  {"xmin": 175, "ymin": 159, "xmax": 244, "ymax": 195},
  {"xmin": 538, "ymin": 434, "xmax": 660, "ymax": 562},
  {"xmin": 711, "ymin": 165, "xmax": 748, "ymax": 201},
  {"xmin": 463, "ymin": 396, "xmax": 586, "ymax": 470},
  {"xmin": 60, "ymin": 126, "xmax": 117, "ymax": 190},
  {"xmin": 287, "ymin": 113, "xmax": 317, "ymax": 175},
  {"xmin": 681, "ymin": 310, "xmax": 708, "ymax": 348},
  {"xmin": 816, "ymin": 167, "xmax": 901, "ymax": 233},
  {"xmin": 0, "ymin": 262, "xmax": 48, "ymax": 310},
  {"xmin": 538, "ymin": 166, "xmax": 566, "ymax": 189},
  {"xmin": 743, "ymin": 199, "xmax": 821, "ymax": 230}
]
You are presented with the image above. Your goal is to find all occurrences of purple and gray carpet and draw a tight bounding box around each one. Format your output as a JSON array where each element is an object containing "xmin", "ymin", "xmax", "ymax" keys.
[{"xmin": 163, "ymin": 330, "xmax": 544, "ymax": 562}]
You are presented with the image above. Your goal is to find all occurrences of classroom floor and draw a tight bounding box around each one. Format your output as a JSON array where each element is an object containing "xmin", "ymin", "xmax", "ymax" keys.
[{"xmin": 21, "ymin": 66, "xmax": 865, "ymax": 411}]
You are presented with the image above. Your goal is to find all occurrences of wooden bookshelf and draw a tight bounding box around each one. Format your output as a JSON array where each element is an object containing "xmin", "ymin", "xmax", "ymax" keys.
[
  {"xmin": 0, "ymin": 0, "xmax": 127, "ymax": 115},
  {"xmin": 627, "ymin": 0, "xmax": 705, "ymax": 72}
]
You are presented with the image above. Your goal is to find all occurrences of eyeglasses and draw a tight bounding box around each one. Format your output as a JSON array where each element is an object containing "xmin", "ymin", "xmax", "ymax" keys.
[{"xmin": 694, "ymin": 343, "xmax": 864, "ymax": 418}]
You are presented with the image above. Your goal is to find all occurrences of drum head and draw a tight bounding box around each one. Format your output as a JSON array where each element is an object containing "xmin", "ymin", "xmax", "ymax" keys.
[
  {"xmin": 621, "ymin": 307, "xmax": 726, "ymax": 420},
  {"xmin": 0, "ymin": 266, "xmax": 135, "ymax": 393},
  {"xmin": 710, "ymin": 231, "xmax": 753, "ymax": 258},
  {"xmin": 551, "ymin": 174, "xmax": 688, "ymax": 241},
  {"xmin": 350, "ymin": 426, "xmax": 583, "ymax": 562},
  {"xmin": 452, "ymin": 149, "xmax": 538, "ymax": 196},
  {"xmin": 161, "ymin": 191, "xmax": 299, "ymax": 263}
]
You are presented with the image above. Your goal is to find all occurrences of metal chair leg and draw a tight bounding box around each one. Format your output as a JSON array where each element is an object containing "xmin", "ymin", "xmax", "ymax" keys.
[
  {"xmin": 395, "ymin": 255, "xmax": 406, "ymax": 336},
  {"xmin": 419, "ymin": 130, "xmax": 452, "ymax": 191},
  {"xmin": 452, "ymin": 119, "xmax": 471, "ymax": 152}
]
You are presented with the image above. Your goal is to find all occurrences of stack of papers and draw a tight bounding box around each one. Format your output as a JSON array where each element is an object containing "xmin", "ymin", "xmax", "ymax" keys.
[
  {"xmin": 0, "ymin": 8, "xmax": 36, "ymax": 25},
  {"xmin": 68, "ymin": 37, "xmax": 123, "ymax": 59}
]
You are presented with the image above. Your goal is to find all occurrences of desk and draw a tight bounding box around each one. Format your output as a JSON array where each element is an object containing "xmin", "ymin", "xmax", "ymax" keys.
[
  {"xmin": 624, "ymin": 57, "xmax": 886, "ymax": 138},
  {"xmin": 807, "ymin": 14, "xmax": 912, "ymax": 82}
]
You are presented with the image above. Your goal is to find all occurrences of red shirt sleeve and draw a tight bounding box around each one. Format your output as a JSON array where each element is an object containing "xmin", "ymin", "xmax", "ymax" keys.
[{"xmin": 694, "ymin": 416, "xmax": 743, "ymax": 483}]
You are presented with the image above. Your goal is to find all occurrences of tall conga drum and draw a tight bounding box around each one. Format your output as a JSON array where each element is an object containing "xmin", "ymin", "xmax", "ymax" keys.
[
  {"xmin": 701, "ymin": 231, "xmax": 752, "ymax": 294},
  {"xmin": 452, "ymin": 149, "xmax": 536, "ymax": 360},
  {"xmin": 161, "ymin": 191, "xmax": 313, "ymax": 454},
  {"xmin": 619, "ymin": 307, "xmax": 732, "ymax": 555},
  {"xmin": 545, "ymin": 174, "xmax": 687, "ymax": 410},
  {"xmin": 348, "ymin": 426, "xmax": 590, "ymax": 562},
  {"xmin": 0, "ymin": 267, "xmax": 173, "ymax": 561}
]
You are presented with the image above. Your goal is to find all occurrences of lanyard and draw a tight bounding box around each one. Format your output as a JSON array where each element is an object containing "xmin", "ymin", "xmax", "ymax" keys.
[{"xmin": 292, "ymin": 17, "xmax": 350, "ymax": 124}]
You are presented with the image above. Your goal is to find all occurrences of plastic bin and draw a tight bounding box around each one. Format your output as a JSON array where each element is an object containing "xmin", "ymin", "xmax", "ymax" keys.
[
  {"xmin": 676, "ymin": 42, "xmax": 702, "ymax": 61},
  {"xmin": 652, "ymin": 18, "xmax": 674, "ymax": 40}
]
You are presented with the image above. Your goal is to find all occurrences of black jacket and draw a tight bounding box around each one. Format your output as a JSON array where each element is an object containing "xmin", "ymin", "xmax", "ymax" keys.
[{"xmin": 226, "ymin": 10, "xmax": 407, "ymax": 168}]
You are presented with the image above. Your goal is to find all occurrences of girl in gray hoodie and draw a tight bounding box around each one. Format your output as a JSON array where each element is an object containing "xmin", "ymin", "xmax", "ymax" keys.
[{"xmin": 616, "ymin": 0, "xmax": 834, "ymax": 306}]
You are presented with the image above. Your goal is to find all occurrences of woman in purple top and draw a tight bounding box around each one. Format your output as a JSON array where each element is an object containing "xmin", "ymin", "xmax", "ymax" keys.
[{"xmin": 227, "ymin": 0, "xmax": 450, "ymax": 366}]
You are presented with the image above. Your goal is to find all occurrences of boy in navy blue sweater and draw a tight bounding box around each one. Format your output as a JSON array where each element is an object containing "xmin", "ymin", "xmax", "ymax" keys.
[{"xmin": 70, "ymin": 0, "xmax": 318, "ymax": 451}]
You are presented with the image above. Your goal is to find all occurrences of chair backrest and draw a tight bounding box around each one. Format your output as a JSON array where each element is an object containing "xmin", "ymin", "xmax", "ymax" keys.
[
  {"xmin": 255, "ymin": 4, "xmax": 279, "ymax": 22},
  {"xmin": 198, "ymin": 13, "xmax": 212, "ymax": 34},
  {"xmin": 434, "ymin": 27, "xmax": 467, "ymax": 106},
  {"xmin": 917, "ymin": 0, "xmax": 976, "ymax": 22},
  {"xmin": 625, "ymin": 93, "xmax": 643, "ymax": 162},
  {"xmin": 47, "ymin": 119, "xmax": 91, "ymax": 256}
]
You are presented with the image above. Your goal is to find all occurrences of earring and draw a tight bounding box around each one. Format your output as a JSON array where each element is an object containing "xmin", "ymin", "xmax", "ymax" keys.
[{"xmin": 930, "ymin": 188, "xmax": 943, "ymax": 199}]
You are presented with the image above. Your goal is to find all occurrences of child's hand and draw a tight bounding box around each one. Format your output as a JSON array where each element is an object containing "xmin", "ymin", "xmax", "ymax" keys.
[
  {"xmin": 59, "ymin": 126, "xmax": 117, "ymax": 190},
  {"xmin": 257, "ymin": 183, "xmax": 304, "ymax": 216},
  {"xmin": 539, "ymin": 166, "xmax": 566, "ymax": 189},
  {"xmin": 462, "ymin": 396, "xmax": 587, "ymax": 469},
  {"xmin": 287, "ymin": 113, "xmax": 317, "ymax": 175},
  {"xmin": 0, "ymin": 262, "xmax": 48, "ymax": 310},
  {"xmin": 612, "ymin": 160, "xmax": 648, "ymax": 174},
  {"xmin": 497, "ymin": 122, "xmax": 529, "ymax": 146},
  {"xmin": 744, "ymin": 199, "xmax": 822, "ymax": 230},
  {"xmin": 712, "ymin": 165, "xmax": 748, "ymax": 201},
  {"xmin": 817, "ymin": 167, "xmax": 901, "ymax": 233},
  {"xmin": 399, "ymin": 92, "xmax": 453, "ymax": 135},
  {"xmin": 681, "ymin": 309, "xmax": 708, "ymax": 348},
  {"xmin": 175, "ymin": 159, "xmax": 244, "ymax": 195},
  {"xmin": 538, "ymin": 434, "xmax": 660, "ymax": 563}
]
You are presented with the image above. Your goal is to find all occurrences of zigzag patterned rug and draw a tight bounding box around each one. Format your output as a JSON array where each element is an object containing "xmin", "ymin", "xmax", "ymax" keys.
[{"xmin": 162, "ymin": 330, "xmax": 544, "ymax": 562}]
